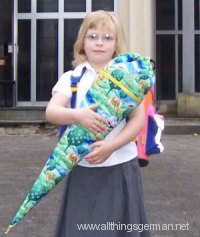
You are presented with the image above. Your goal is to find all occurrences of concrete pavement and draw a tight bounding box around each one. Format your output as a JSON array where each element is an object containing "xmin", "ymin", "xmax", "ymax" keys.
[{"xmin": 0, "ymin": 132, "xmax": 199, "ymax": 237}]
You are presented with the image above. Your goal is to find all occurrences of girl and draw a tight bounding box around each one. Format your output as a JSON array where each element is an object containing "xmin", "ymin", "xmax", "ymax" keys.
[{"xmin": 46, "ymin": 10, "xmax": 151, "ymax": 237}]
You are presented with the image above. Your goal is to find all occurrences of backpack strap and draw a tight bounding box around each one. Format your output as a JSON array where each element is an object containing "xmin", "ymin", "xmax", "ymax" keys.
[
  {"xmin": 70, "ymin": 66, "xmax": 86, "ymax": 108},
  {"xmin": 58, "ymin": 66, "xmax": 86, "ymax": 139}
]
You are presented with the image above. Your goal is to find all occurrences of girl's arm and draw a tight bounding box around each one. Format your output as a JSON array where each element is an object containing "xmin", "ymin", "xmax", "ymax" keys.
[
  {"xmin": 45, "ymin": 92, "xmax": 108, "ymax": 133},
  {"xmin": 84, "ymin": 102, "xmax": 145, "ymax": 164},
  {"xmin": 46, "ymin": 92, "xmax": 79, "ymax": 125},
  {"xmin": 108, "ymin": 101, "xmax": 145, "ymax": 150}
]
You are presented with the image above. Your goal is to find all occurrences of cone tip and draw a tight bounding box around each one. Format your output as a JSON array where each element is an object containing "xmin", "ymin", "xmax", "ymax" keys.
[{"xmin": 4, "ymin": 225, "xmax": 12, "ymax": 235}]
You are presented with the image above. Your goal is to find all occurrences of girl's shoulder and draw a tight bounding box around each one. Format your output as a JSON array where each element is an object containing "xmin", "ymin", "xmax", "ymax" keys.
[
  {"xmin": 72, "ymin": 62, "xmax": 91, "ymax": 75},
  {"xmin": 58, "ymin": 62, "xmax": 94, "ymax": 86},
  {"xmin": 52, "ymin": 70, "xmax": 73, "ymax": 96},
  {"xmin": 59, "ymin": 70, "xmax": 73, "ymax": 80},
  {"xmin": 53, "ymin": 63, "xmax": 87, "ymax": 88}
]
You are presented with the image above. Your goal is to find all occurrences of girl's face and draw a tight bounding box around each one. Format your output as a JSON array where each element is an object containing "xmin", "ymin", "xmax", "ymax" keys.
[{"xmin": 83, "ymin": 26, "xmax": 116, "ymax": 71}]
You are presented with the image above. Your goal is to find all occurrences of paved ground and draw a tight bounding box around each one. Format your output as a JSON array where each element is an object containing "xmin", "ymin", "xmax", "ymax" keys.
[{"xmin": 0, "ymin": 132, "xmax": 200, "ymax": 237}]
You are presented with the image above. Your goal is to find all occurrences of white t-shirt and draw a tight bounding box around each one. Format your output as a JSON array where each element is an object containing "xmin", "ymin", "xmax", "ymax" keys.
[{"xmin": 52, "ymin": 62, "xmax": 138, "ymax": 167}]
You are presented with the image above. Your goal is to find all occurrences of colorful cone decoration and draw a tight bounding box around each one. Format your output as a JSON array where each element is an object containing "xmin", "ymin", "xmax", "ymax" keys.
[{"xmin": 5, "ymin": 53, "xmax": 155, "ymax": 234}]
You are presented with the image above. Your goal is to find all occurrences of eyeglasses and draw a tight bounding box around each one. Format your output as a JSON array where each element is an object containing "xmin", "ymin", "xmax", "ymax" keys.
[{"xmin": 85, "ymin": 33, "xmax": 115, "ymax": 42}]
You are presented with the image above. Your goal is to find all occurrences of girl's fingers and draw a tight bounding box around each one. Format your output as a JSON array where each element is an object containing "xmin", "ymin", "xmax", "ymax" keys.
[
  {"xmin": 88, "ymin": 103, "xmax": 99, "ymax": 111},
  {"xmin": 95, "ymin": 114, "xmax": 108, "ymax": 124},
  {"xmin": 94, "ymin": 122, "xmax": 108, "ymax": 133},
  {"xmin": 88, "ymin": 104, "xmax": 108, "ymax": 124}
]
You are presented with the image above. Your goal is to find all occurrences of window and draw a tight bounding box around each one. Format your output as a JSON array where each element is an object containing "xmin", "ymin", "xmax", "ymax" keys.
[
  {"xmin": 37, "ymin": 0, "xmax": 58, "ymax": 12},
  {"xmin": 195, "ymin": 0, "xmax": 200, "ymax": 92},
  {"xmin": 156, "ymin": 0, "xmax": 183, "ymax": 100},
  {"xmin": 18, "ymin": 20, "xmax": 31, "ymax": 101},
  {"xmin": 156, "ymin": 35, "xmax": 176, "ymax": 100},
  {"xmin": 18, "ymin": 0, "xmax": 31, "ymax": 13},
  {"xmin": 194, "ymin": 0, "xmax": 200, "ymax": 30},
  {"xmin": 64, "ymin": 0, "xmax": 86, "ymax": 12},
  {"xmin": 92, "ymin": 0, "xmax": 114, "ymax": 11},
  {"xmin": 36, "ymin": 20, "xmax": 58, "ymax": 101},
  {"xmin": 64, "ymin": 19, "xmax": 83, "ymax": 70},
  {"xmin": 156, "ymin": 0, "xmax": 175, "ymax": 30}
]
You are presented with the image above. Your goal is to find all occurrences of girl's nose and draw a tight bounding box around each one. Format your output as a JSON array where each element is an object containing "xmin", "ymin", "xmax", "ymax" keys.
[{"xmin": 96, "ymin": 37, "xmax": 103, "ymax": 45}]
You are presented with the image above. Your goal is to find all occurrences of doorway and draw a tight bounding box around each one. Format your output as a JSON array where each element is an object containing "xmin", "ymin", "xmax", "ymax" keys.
[{"xmin": 14, "ymin": 0, "xmax": 115, "ymax": 106}]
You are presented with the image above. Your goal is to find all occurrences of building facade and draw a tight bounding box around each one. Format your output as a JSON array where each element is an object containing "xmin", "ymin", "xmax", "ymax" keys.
[{"xmin": 0, "ymin": 0, "xmax": 199, "ymax": 117}]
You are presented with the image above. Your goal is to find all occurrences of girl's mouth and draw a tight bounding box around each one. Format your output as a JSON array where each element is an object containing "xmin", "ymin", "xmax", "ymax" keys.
[{"xmin": 94, "ymin": 50, "xmax": 105, "ymax": 53}]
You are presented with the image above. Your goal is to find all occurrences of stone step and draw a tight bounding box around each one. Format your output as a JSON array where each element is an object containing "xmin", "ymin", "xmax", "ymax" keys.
[
  {"xmin": 0, "ymin": 107, "xmax": 46, "ymax": 122},
  {"xmin": 164, "ymin": 117, "xmax": 200, "ymax": 135},
  {"xmin": 0, "ymin": 108, "xmax": 200, "ymax": 135}
]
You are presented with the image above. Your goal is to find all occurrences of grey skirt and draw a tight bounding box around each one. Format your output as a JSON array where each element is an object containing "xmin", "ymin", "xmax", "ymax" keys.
[{"xmin": 54, "ymin": 158, "xmax": 151, "ymax": 237}]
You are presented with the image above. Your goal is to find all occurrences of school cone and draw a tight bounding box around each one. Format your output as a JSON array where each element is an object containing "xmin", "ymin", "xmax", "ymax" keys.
[
  {"xmin": 4, "ymin": 142, "xmax": 88, "ymax": 234},
  {"xmin": 4, "ymin": 53, "xmax": 155, "ymax": 234},
  {"xmin": 4, "ymin": 127, "xmax": 96, "ymax": 235}
]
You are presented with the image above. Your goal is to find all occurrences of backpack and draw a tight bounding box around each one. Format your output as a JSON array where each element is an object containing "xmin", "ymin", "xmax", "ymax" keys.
[{"xmin": 136, "ymin": 87, "xmax": 164, "ymax": 167}]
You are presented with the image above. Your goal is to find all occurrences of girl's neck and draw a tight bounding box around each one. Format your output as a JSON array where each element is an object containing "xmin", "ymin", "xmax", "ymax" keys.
[{"xmin": 89, "ymin": 61, "xmax": 110, "ymax": 73}]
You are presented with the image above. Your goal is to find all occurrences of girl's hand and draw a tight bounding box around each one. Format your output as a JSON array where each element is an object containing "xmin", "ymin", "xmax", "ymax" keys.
[
  {"xmin": 84, "ymin": 140, "xmax": 114, "ymax": 164},
  {"xmin": 77, "ymin": 104, "xmax": 108, "ymax": 134}
]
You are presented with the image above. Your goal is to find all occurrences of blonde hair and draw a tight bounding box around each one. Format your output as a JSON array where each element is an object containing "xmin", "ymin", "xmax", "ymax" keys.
[{"xmin": 72, "ymin": 10, "xmax": 127, "ymax": 68}]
